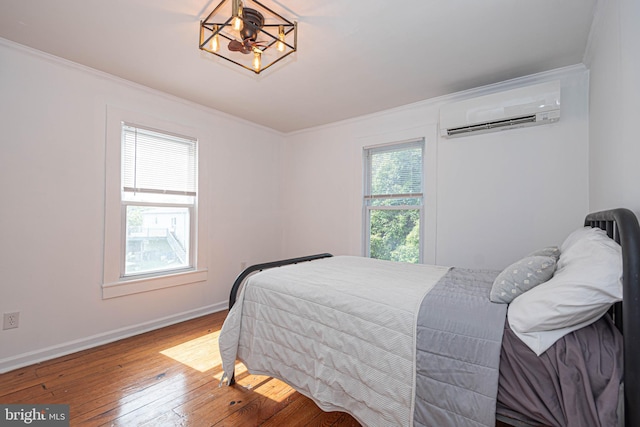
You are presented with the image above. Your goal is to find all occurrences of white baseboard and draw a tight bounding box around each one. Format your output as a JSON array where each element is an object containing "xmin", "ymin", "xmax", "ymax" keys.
[{"xmin": 0, "ymin": 302, "xmax": 228, "ymax": 374}]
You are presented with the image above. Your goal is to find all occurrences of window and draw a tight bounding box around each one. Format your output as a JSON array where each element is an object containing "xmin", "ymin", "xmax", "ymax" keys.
[
  {"xmin": 121, "ymin": 124, "xmax": 197, "ymax": 277},
  {"xmin": 103, "ymin": 107, "xmax": 207, "ymax": 299},
  {"xmin": 363, "ymin": 139, "xmax": 424, "ymax": 263}
]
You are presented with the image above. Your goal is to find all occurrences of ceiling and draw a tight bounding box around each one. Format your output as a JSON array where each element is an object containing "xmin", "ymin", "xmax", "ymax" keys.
[{"xmin": 0, "ymin": 0, "xmax": 597, "ymax": 133}]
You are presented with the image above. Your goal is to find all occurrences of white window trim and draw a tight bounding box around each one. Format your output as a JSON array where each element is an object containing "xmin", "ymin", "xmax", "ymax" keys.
[
  {"xmin": 103, "ymin": 106, "xmax": 208, "ymax": 299},
  {"xmin": 357, "ymin": 124, "xmax": 438, "ymax": 265},
  {"xmin": 363, "ymin": 138, "xmax": 425, "ymax": 263}
]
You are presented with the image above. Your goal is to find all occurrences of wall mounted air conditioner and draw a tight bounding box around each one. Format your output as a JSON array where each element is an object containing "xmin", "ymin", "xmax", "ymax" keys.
[{"xmin": 439, "ymin": 81, "xmax": 561, "ymax": 138}]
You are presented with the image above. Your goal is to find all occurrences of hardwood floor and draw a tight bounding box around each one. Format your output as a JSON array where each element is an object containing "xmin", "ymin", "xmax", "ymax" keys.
[
  {"xmin": 1, "ymin": 311, "xmax": 515, "ymax": 426},
  {"xmin": 0, "ymin": 311, "xmax": 359, "ymax": 426}
]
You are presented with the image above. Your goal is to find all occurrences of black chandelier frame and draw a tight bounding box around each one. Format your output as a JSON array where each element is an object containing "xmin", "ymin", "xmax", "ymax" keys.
[{"xmin": 199, "ymin": 0, "xmax": 297, "ymax": 74}]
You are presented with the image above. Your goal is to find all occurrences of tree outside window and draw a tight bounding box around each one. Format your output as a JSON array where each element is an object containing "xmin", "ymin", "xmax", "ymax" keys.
[{"xmin": 364, "ymin": 140, "xmax": 424, "ymax": 263}]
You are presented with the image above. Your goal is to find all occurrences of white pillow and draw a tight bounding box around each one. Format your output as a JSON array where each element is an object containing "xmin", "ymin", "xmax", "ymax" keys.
[
  {"xmin": 559, "ymin": 226, "xmax": 599, "ymax": 253},
  {"xmin": 508, "ymin": 226, "xmax": 622, "ymax": 353},
  {"xmin": 509, "ymin": 316, "xmax": 603, "ymax": 356}
]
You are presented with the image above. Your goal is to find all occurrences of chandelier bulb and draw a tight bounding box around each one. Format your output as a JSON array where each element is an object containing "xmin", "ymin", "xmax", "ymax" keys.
[
  {"xmin": 253, "ymin": 50, "xmax": 261, "ymax": 72},
  {"xmin": 276, "ymin": 25, "xmax": 286, "ymax": 52},
  {"xmin": 233, "ymin": 16, "xmax": 243, "ymax": 32},
  {"xmin": 232, "ymin": 0, "xmax": 244, "ymax": 32},
  {"xmin": 211, "ymin": 25, "xmax": 220, "ymax": 52}
]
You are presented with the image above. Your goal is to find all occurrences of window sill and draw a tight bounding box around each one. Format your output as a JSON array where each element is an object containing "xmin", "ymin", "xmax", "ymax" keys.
[{"xmin": 102, "ymin": 268, "xmax": 208, "ymax": 299}]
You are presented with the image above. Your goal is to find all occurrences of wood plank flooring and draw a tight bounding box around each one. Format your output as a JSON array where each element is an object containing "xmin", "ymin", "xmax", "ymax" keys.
[
  {"xmin": 1, "ymin": 311, "xmax": 514, "ymax": 426},
  {"xmin": 0, "ymin": 312, "xmax": 359, "ymax": 426}
]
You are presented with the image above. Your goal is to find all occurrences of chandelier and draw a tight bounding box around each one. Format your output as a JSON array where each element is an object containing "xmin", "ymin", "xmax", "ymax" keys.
[{"xmin": 199, "ymin": 0, "xmax": 297, "ymax": 74}]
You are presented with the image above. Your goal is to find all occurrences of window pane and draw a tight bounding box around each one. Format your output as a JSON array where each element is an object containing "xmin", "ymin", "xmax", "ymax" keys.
[
  {"xmin": 125, "ymin": 205, "xmax": 191, "ymax": 276},
  {"xmin": 369, "ymin": 208, "xmax": 420, "ymax": 263},
  {"xmin": 364, "ymin": 139, "xmax": 424, "ymax": 263},
  {"xmin": 369, "ymin": 145, "xmax": 422, "ymax": 196},
  {"xmin": 122, "ymin": 124, "xmax": 197, "ymax": 196}
]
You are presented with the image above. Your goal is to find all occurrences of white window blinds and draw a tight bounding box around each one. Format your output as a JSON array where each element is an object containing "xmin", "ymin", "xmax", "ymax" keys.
[
  {"xmin": 122, "ymin": 123, "xmax": 197, "ymax": 196},
  {"xmin": 364, "ymin": 139, "xmax": 423, "ymax": 200}
]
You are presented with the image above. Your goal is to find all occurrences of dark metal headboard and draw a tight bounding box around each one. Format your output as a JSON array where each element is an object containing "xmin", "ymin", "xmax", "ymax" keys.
[{"xmin": 584, "ymin": 208, "xmax": 640, "ymax": 427}]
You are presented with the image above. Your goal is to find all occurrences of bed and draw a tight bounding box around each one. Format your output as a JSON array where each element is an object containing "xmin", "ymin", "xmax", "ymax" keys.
[{"xmin": 218, "ymin": 208, "xmax": 640, "ymax": 427}]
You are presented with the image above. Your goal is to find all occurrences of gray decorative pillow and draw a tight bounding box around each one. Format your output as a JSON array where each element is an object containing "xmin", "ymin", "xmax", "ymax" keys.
[
  {"xmin": 490, "ymin": 255, "xmax": 557, "ymax": 304},
  {"xmin": 527, "ymin": 246, "xmax": 560, "ymax": 261}
]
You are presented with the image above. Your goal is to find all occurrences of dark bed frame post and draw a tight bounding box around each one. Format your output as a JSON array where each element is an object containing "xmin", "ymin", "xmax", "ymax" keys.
[{"xmin": 585, "ymin": 208, "xmax": 640, "ymax": 427}]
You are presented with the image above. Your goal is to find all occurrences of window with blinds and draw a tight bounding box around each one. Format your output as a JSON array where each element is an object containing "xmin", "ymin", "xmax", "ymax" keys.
[
  {"xmin": 120, "ymin": 123, "xmax": 198, "ymax": 277},
  {"xmin": 363, "ymin": 139, "xmax": 424, "ymax": 263}
]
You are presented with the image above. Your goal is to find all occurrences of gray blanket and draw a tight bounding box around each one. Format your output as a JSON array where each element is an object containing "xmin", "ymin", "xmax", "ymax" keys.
[
  {"xmin": 219, "ymin": 259, "xmax": 508, "ymax": 426},
  {"xmin": 414, "ymin": 268, "xmax": 507, "ymax": 427},
  {"xmin": 497, "ymin": 314, "xmax": 623, "ymax": 427}
]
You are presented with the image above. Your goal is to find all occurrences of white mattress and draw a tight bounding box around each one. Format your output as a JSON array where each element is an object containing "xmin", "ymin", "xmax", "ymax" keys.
[{"xmin": 218, "ymin": 256, "xmax": 450, "ymax": 426}]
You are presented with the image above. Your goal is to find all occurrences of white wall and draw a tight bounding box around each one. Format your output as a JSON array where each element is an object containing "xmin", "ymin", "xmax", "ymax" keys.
[
  {"xmin": 281, "ymin": 66, "xmax": 590, "ymax": 271},
  {"xmin": 0, "ymin": 40, "xmax": 284, "ymax": 372},
  {"xmin": 585, "ymin": 0, "xmax": 640, "ymax": 214},
  {"xmin": 0, "ymin": 37, "xmax": 596, "ymax": 372}
]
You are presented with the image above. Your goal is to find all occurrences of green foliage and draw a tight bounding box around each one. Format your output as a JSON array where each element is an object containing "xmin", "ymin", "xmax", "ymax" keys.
[
  {"xmin": 370, "ymin": 209, "xmax": 420, "ymax": 263},
  {"xmin": 367, "ymin": 143, "xmax": 423, "ymax": 263},
  {"xmin": 370, "ymin": 147, "xmax": 422, "ymax": 196},
  {"xmin": 126, "ymin": 206, "xmax": 144, "ymax": 227}
]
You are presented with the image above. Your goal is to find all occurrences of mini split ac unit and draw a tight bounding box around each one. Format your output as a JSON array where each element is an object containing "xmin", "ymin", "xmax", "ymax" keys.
[{"xmin": 439, "ymin": 81, "xmax": 561, "ymax": 138}]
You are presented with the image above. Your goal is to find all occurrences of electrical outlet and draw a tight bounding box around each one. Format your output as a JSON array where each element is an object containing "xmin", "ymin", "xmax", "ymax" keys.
[{"xmin": 3, "ymin": 312, "xmax": 19, "ymax": 330}]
